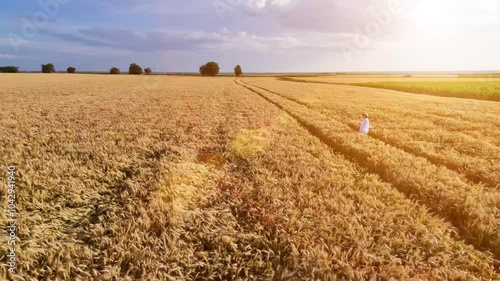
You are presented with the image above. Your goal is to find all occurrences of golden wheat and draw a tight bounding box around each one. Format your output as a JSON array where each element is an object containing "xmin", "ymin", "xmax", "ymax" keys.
[
  {"xmin": 239, "ymin": 78, "xmax": 499, "ymax": 257},
  {"xmin": 0, "ymin": 74, "xmax": 498, "ymax": 280}
]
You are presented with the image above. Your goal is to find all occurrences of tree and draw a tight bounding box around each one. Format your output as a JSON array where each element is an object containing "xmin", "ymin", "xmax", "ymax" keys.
[
  {"xmin": 41, "ymin": 63, "xmax": 55, "ymax": 73},
  {"xmin": 0, "ymin": 66, "xmax": 19, "ymax": 73},
  {"xmin": 199, "ymin": 61, "xmax": 220, "ymax": 76},
  {"xmin": 67, "ymin": 67, "xmax": 76, "ymax": 73},
  {"xmin": 199, "ymin": 64, "xmax": 207, "ymax": 75},
  {"xmin": 110, "ymin": 67, "xmax": 120, "ymax": 74},
  {"xmin": 144, "ymin": 67, "xmax": 152, "ymax": 75},
  {"xmin": 129, "ymin": 63, "xmax": 143, "ymax": 75},
  {"xmin": 234, "ymin": 65, "xmax": 242, "ymax": 76}
]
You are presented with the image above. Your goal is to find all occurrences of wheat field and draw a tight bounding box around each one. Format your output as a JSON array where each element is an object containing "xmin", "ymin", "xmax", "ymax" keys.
[
  {"xmin": 279, "ymin": 76, "xmax": 500, "ymax": 101},
  {"xmin": 0, "ymin": 74, "xmax": 499, "ymax": 280}
]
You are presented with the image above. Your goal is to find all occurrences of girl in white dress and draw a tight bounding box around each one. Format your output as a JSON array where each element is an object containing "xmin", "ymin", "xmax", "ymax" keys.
[{"xmin": 359, "ymin": 112, "xmax": 372, "ymax": 135}]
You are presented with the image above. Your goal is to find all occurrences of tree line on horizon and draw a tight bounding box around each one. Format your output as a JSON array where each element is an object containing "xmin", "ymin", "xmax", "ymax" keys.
[
  {"xmin": 0, "ymin": 66, "xmax": 19, "ymax": 73},
  {"xmin": 1, "ymin": 62, "xmax": 243, "ymax": 76},
  {"xmin": 199, "ymin": 61, "xmax": 243, "ymax": 76}
]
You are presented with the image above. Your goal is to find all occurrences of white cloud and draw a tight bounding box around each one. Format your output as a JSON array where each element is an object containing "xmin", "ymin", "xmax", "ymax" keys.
[
  {"xmin": 4, "ymin": 0, "xmax": 500, "ymax": 72},
  {"xmin": 0, "ymin": 54, "xmax": 19, "ymax": 59},
  {"xmin": 26, "ymin": 25, "xmax": 344, "ymax": 54},
  {"xmin": 0, "ymin": 53, "xmax": 34, "ymax": 60}
]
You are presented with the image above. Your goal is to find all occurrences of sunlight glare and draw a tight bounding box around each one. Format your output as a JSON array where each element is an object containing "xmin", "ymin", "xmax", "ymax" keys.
[{"xmin": 411, "ymin": 0, "xmax": 456, "ymax": 26}]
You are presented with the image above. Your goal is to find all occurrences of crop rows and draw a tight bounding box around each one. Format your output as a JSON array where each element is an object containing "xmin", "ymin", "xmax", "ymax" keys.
[
  {"xmin": 0, "ymin": 76, "xmax": 289, "ymax": 280},
  {"xmin": 231, "ymin": 89, "xmax": 500, "ymax": 279},
  {"xmin": 237, "ymin": 79, "xmax": 500, "ymax": 259},
  {"xmin": 280, "ymin": 76, "xmax": 500, "ymax": 101},
  {"xmin": 1, "ymin": 75, "xmax": 498, "ymax": 280},
  {"xmin": 245, "ymin": 78, "xmax": 500, "ymax": 188},
  {"xmin": 351, "ymin": 81, "xmax": 500, "ymax": 101}
]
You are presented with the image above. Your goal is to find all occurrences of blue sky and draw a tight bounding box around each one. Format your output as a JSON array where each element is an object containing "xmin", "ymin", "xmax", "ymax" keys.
[{"xmin": 1, "ymin": 0, "xmax": 499, "ymax": 72}]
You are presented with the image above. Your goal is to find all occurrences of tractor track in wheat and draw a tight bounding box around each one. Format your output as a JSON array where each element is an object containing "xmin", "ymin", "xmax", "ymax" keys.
[{"xmin": 235, "ymin": 78, "xmax": 500, "ymax": 259}]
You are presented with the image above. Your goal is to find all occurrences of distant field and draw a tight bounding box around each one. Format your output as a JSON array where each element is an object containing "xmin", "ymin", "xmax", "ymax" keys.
[
  {"xmin": 280, "ymin": 74, "xmax": 464, "ymax": 84},
  {"xmin": 351, "ymin": 81, "xmax": 500, "ymax": 101},
  {"xmin": 458, "ymin": 73, "xmax": 500, "ymax": 78},
  {"xmin": 280, "ymin": 76, "xmax": 500, "ymax": 101},
  {"xmin": 1, "ymin": 74, "xmax": 498, "ymax": 280}
]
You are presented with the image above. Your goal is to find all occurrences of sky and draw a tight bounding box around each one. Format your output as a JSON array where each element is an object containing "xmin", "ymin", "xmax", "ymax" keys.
[{"xmin": 0, "ymin": 0, "xmax": 499, "ymax": 72}]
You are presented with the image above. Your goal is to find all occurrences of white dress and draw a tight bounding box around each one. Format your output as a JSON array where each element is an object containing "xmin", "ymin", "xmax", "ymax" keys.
[{"xmin": 359, "ymin": 118, "xmax": 370, "ymax": 135}]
